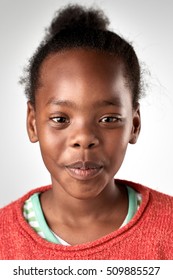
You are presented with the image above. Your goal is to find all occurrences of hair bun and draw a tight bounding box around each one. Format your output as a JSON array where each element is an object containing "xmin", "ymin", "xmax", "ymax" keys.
[{"xmin": 47, "ymin": 4, "xmax": 110, "ymax": 37}]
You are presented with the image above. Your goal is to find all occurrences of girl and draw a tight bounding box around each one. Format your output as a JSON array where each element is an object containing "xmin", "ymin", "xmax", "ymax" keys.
[{"xmin": 0, "ymin": 4, "xmax": 173, "ymax": 260}]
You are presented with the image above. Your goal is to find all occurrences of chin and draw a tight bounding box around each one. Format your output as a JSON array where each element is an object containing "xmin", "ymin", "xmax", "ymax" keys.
[
  {"xmin": 65, "ymin": 181, "xmax": 106, "ymax": 200},
  {"xmin": 51, "ymin": 171, "xmax": 108, "ymax": 199}
]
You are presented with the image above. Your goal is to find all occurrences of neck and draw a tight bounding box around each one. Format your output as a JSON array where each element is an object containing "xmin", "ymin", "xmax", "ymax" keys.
[{"xmin": 40, "ymin": 178, "xmax": 127, "ymax": 225}]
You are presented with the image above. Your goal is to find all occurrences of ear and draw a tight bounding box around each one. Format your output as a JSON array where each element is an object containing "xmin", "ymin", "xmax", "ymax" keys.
[
  {"xmin": 27, "ymin": 101, "xmax": 38, "ymax": 143},
  {"xmin": 129, "ymin": 103, "xmax": 141, "ymax": 144}
]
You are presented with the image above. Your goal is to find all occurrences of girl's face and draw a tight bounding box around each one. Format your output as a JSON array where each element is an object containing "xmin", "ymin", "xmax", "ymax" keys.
[{"xmin": 27, "ymin": 49, "xmax": 140, "ymax": 199}]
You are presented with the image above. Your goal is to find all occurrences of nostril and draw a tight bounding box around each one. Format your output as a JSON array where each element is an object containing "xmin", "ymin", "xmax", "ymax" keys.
[{"xmin": 73, "ymin": 142, "xmax": 95, "ymax": 148}]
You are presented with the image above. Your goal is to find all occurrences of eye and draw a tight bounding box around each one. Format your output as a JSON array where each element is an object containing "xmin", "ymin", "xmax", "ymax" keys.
[
  {"xmin": 99, "ymin": 116, "xmax": 121, "ymax": 123},
  {"xmin": 51, "ymin": 117, "xmax": 68, "ymax": 123}
]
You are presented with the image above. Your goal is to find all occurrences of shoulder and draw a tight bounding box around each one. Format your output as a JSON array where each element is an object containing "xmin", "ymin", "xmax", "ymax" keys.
[
  {"xmin": 0, "ymin": 185, "xmax": 51, "ymax": 230},
  {"xmin": 0, "ymin": 185, "xmax": 51, "ymax": 258},
  {"xmin": 116, "ymin": 178, "xmax": 173, "ymax": 218},
  {"xmin": 133, "ymin": 181, "xmax": 173, "ymax": 210},
  {"xmin": 0, "ymin": 199, "xmax": 19, "ymax": 258},
  {"xmin": 117, "ymin": 179, "xmax": 173, "ymax": 203},
  {"xmin": 0, "ymin": 200, "xmax": 17, "ymax": 224}
]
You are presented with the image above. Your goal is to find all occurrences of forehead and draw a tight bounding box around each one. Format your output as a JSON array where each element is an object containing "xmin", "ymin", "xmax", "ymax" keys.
[
  {"xmin": 39, "ymin": 48, "xmax": 124, "ymax": 83},
  {"xmin": 36, "ymin": 48, "xmax": 131, "ymax": 108}
]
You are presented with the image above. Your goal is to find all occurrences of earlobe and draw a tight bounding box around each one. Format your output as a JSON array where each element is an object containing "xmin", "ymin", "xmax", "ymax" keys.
[
  {"xmin": 27, "ymin": 101, "xmax": 38, "ymax": 143},
  {"xmin": 129, "ymin": 104, "xmax": 141, "ymax": 144}
]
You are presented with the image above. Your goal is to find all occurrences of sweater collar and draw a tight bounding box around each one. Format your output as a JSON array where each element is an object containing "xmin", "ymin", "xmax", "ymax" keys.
[{"xmin": 14, "ymin": 179, "xmax": 150, "ymax": 252}]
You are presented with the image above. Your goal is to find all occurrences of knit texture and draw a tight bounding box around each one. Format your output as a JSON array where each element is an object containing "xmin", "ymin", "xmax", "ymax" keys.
[{"xmin": 0, "ymin": 180, "xmax": 173, "ymax": 260}]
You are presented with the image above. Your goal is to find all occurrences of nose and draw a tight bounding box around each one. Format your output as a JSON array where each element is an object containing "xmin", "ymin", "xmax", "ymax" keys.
[{"xmin": 69, "ymin": 126, "xmax": 100, "ymax": 149}]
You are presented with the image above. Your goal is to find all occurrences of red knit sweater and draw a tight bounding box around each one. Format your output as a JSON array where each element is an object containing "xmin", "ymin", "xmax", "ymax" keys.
[{"xmin": 0, "ymin": 180, "xmax": 173, "ymax": 260}]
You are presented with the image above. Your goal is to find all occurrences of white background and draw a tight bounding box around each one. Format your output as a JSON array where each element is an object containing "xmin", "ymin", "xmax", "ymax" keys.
[{"xmin": 0, "ymin": 0, "xmax": 173, "ymax": 207}]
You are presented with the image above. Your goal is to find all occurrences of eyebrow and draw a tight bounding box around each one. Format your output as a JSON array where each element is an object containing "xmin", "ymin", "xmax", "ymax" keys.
[{"xmin": 46, "ymin": 97, "xmax": 122, "ymax": 108}]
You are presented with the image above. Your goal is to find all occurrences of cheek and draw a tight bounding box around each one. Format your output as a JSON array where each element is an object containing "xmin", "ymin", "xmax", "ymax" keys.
[
  {"xmin": 37, "ymin": 130, "xmax": 66, "ymax": 163},
  {"xmin": 104, "ymin": 129, "xmax": 131, "ymax": 167},
  {"xmin": 105, "ymin": 127, "xmax": 131, "ymax": 152}
]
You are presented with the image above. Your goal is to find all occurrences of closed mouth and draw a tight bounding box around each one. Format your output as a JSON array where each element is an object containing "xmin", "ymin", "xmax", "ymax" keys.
[
  {"xmin": 66, "ymin": 160, "xmax": 103, "ymax": 169},
  {"xmin": 65, "ymin": 161, "xmax": 103, "ymax": 180}
]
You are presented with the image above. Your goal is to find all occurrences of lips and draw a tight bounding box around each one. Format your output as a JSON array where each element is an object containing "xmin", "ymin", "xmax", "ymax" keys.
[
  {"xmin": 66, "ymin": 161, "xmax": 103, "ymax": 169},
  {"xmin": 65, "ymin": 161, "xmax": 103, "ymax": 180}
]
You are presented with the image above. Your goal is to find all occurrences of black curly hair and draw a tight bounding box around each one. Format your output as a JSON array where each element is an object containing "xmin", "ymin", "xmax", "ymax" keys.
[{"xmin": 20, "ymin": 4, "xmax": 142, "ymax": 108}]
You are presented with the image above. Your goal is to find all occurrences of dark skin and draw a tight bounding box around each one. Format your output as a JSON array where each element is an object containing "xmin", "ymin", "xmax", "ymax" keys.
[{"xmin": 27, "ymin": 48, "xmax": 141, "ymax": 245}]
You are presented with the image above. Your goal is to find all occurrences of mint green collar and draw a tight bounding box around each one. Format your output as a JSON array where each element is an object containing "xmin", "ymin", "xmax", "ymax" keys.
[
  {"xmin": 120, "ymin": 186, "xmax": 138, "ymax": 228},
  {"xmin": 30, "ymin": 193, "xmax": 61, "ymax": 244}
]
